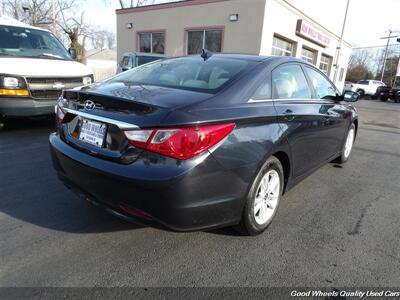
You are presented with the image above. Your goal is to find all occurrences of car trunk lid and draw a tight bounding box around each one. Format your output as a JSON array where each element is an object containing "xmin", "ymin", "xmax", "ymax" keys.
[{"xmin": 58, "ymin": 83, "xmax": 213, "ymax": 163}]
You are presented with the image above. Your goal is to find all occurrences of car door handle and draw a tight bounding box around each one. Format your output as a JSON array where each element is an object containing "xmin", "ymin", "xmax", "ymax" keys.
[
  {"xmin": 324, "ymin": 116, "xmax": 332, "ymax": 125},
  {"xmin": 283, "ymin": 109, "xmax": 295, "ymax": 121}
]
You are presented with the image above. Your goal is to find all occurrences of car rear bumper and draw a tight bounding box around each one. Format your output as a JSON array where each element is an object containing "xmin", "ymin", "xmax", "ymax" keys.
[
  {"xmin": 0, "ymin": 97, "xmax": 56, "ymax": 117},
  {"xmin": 49, "ymin": 133, "xmax": 246, "ymax": 231}
]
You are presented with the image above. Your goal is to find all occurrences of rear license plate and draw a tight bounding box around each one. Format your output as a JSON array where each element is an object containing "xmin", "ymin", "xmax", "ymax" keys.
[{"xmin": 79, "ymin": 118, "xmax": 106, "ymax": 147}]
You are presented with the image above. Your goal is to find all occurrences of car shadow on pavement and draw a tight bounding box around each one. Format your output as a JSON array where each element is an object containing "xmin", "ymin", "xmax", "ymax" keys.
[
  {"xmin": 207, "ymin": 227, "xmax": 243, "ymax": 236},
  {"xmin": 0, "ymin": 189, "xmax": 145, "ymax": 234},
  {"xmin": 0, "ymin": 116, "xmax": 55, "ymax": 132},
  {"xmin": 0, "ymin": 117, "xmax": 145, "ymax": 234}
]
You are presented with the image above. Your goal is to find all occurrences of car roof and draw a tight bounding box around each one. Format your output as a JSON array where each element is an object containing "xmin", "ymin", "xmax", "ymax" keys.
[
  {"xmin": 186, "ymin": 53, "xmax": 317, "ymax": 65},
  {"xmin": 203, "ymin": 53, "xmax": 270, "ymax": 62},
  {"xmin": 0, "ymin": 16, "xmax": 50, "ymax": 32},
  {"xmin": 123, "ymin": 52, "xmax": 316, "ymax": 65},
  {"xmin": 123, "ymin": 52, "xmax": 165, "ymax": 57}
]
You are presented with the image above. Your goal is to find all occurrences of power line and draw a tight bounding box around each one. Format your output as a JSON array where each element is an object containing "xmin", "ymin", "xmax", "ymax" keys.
[{"xmin": 352, "ymin": 44, "xmax": 400, "ymax": 50}]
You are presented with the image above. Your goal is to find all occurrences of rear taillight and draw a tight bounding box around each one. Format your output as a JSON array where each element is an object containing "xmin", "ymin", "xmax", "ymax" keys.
[{"xmin": 124, "ymin": 123, "xmax": 235, "ymax": 160}]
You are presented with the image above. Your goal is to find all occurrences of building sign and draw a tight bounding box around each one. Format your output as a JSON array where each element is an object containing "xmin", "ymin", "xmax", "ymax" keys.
[{"xmin": 296, "ymin": 19, "xmax": 330, "ymax": 47}]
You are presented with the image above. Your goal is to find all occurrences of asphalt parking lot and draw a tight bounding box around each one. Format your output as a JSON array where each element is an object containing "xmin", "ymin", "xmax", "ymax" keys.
[{"xmin": 0, "ymin": 99, "xmax": 399, "ymax": 287}]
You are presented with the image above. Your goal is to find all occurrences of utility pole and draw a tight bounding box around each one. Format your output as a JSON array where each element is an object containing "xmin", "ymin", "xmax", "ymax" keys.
[
  {"xmin": 380, "ymin": 30, "xmax": 399, "ymax": 82},
  {"xmin": 333, "ymin": 0, "xmax": 350, "ymax": 84}
]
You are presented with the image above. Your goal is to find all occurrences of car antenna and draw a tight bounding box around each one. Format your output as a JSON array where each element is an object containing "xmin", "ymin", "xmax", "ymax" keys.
[{"xmin": 201, "ymin": 48, "xmax": 213, "ymax": 61}]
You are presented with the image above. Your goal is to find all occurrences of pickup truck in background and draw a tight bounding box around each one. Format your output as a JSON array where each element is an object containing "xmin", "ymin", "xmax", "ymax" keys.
[
  {"xmin": 375, "ymin": 84, "xmax": 400, "ymax": 102},
  {"xmin": 347, "ymin": 80, "xmax": 386, "ymax": 98},
  {"xmin": 343, "ymin": 81, "xmax": 353, "ymax": 91}
]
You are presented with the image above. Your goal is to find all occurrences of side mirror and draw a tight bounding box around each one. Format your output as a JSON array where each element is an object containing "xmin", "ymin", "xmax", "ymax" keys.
[
  {"xmin": 342, "ymin": 91, "xmax": 359, "ymax": 102},
  {"xmin": 68, "ymin": 48, "xmax": 77, "ymax": 60}
]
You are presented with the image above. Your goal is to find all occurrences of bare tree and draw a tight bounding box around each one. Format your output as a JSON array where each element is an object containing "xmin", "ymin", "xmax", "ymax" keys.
[
  {"xmin": 346, "ymin": 49, "xmax": 375, "ymax": 82},
  {"xmin": 348, "ymin": 49, "xmax": 373, "ymax": 70},
  {"xmin": 104, "ymin": 30, "xmax": 116, "ymax": 49},
  {"xmin": 88, "ymin": 29, "xmax": 115, "ymax": 50},
  {"xmin": 6, "ymin": 0, "xmax": 73, "ymax": 29},
  {"xmin": 90, "ymin": 30, "xmax": 107, "ymax": 50},
  {"xmin": 57, "ymin": 7, "xmax": 91, "ymax": 63},
  {"xmin": 117, "ymin": 0, "xmax": 155, "ymax": 8}
]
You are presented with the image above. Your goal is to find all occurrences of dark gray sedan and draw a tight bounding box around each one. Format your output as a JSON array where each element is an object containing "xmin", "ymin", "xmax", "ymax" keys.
[{"xmin": 50, "ymin": 53, "xmax": 359, "ymax": 235}]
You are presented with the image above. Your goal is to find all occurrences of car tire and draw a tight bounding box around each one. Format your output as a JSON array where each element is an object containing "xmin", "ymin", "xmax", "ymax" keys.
[
  {"xmin": 234, "ymin": 156, "xmax": 284, "ymax": 236},
  {"xmin": 333, "ymin": 123, "xmax": 356, "ymax": 164},
  {"xmin": 379, "ymin": 95, "xmax": 388, "ymax": 101},
  {"xmin": 356, "ymin": 89, "xmax": 365, "ymax": 99}
]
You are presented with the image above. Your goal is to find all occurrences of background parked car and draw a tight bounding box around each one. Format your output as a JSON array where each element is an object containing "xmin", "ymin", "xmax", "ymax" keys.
[
  {"xmin": 343, "ymin": 81, "xmax": 353, "ymax": 92},
  {"xmin": 348, "ymin": 79, "xmax": 386, "ymax": 98},
  {"xmin": 375, "ymin": 83, "xmax": 400, "ymax": 102},
  {"xmin": 117, "ymin": 52, "xmax": 165, "ymax": 73}
]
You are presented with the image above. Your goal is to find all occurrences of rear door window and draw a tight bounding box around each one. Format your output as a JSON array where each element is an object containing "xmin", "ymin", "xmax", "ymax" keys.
[
  {"xmin": 272, "ymin": 64, "xmax": 311, "ymax": 99},
  {"xmin": 304, "ymin": 67, "xmax": 337, "ymax": 100}
]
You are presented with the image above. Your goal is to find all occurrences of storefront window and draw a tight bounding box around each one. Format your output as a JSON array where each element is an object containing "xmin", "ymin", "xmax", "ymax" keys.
[
  {"xmin": 271, "ymin": 36, "xmax": 294, "ymax": 56},
  {"xmin": 319, "ymin": 54, "xmax": 332, "ymax": 75},
  {"xmin": 139, "ymin": 32, "xmax": 165, "ymax": 54},
  {"xmin": 301, "ymin": 47, "xmax": 316, "ymax": 64},
  {"xmin": 187, "ymin": 29, "xmax": 223, "ymax": 54}
]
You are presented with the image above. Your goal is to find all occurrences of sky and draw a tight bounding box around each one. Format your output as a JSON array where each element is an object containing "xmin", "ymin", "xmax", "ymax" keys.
[
  {"xmin": 81, "ymin": 0, "xmax": 400, "ymax": 48},
  {"xmin": 81, "ymin": 0, "xmax": 176, "ymax": 33},
  {"xmin": 286, "ymin": 0, "xmax": 400, "ymax": 48}
]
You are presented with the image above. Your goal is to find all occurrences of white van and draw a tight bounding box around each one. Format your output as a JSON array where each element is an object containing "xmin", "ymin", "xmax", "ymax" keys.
[{"xmin": 0, "ymin": 17, "xmax": 93, "ymax": 118}]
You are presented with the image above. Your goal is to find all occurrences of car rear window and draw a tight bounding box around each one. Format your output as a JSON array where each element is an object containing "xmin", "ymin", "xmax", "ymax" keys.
[
  {"xmin": 108, "ymin": 56, "xmax": 254, "ymax": 93},
  {"xmin": 137, "ymin": 55, "xmax": 162, "ymax": 66}
]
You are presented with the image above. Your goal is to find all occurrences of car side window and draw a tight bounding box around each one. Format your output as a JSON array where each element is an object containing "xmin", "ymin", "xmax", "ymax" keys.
[
  {"xmin": 304, "ymin": 67, "xmax": 337, "ymax": 100},
  {"xmin": 252, "ymin": 79, "xmax": 272, "ymax": 100},
  {"xmin": 272, "ymin": 64, "xmax": 311, "ymax": 99},
  {"xmin": 121, "ymin": 56, "xmax": 130, "ymax": 68},
  {"xmin": 357, "ymin": 80, "xmax": 368, "ymax": 85}
]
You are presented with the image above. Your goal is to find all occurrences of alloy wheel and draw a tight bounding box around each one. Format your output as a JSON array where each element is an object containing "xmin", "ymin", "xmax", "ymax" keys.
[
  {"xmin": 344, "ymin": 128, "xmax": 355, "ymax": 158},
  {"xmin": 253, "ymin": 170, "xmax": 280, "ymax": 225}
]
